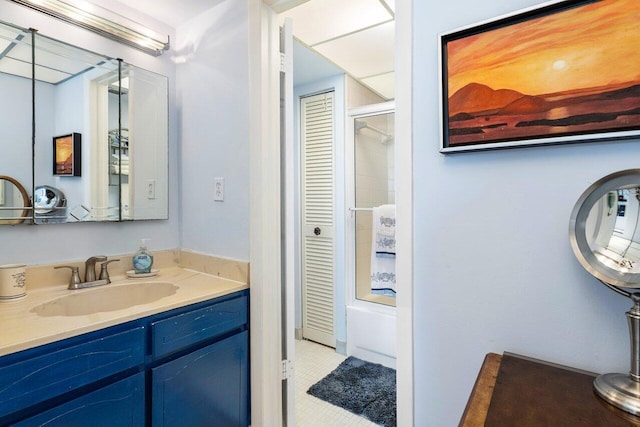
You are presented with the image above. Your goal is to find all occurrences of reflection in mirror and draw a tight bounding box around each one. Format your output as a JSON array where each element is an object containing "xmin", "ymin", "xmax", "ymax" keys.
[
  {"xmin": 570, "ymin": 169, "xmax": 640, "ymax": 287},
  {"xmin": 0, "ymin": 17, "xmax": 169, "ymax": 225},
  {"xmin": 0, "ymin": 21, "xmax": 33, "ymax": 222},
  {"xmin": 117, "ymin": 62, "xmax": 168, "ymax": 221},
  {"xmin": 33, "ymin": 32, "xmax": 120, "ymax": 223},
  {"xmin": 0, "ymin": 176, "xmax": 30, "ymax": 225},
  {"xmin": 33, "ymin": 185, "xmax": 66, "ymax": 224},
  {"xmin": 586, "ymin": 188, "xmax": 640, "ymax": 273}
]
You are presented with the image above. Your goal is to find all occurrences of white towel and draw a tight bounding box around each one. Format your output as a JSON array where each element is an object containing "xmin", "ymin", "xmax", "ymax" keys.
[
  {"xmin": 111, "ymin": 154, "xmax": 130, "ymax": 164},
  {"xmin": 109, "ymin": 164, "xmax": 130, "ymax": 175},
  {"xmin": 374, "ymin": 204, "xmax": 396, "ymax": 255},
  {"xmin": 371, "ymin": 204, "xmax": 396, "ymax": 295}
]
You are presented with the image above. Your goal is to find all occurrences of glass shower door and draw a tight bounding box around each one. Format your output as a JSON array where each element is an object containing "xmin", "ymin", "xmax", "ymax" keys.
[{"xmin": 352, "ymin": 109, "xmax": 396, "ymax": 306}]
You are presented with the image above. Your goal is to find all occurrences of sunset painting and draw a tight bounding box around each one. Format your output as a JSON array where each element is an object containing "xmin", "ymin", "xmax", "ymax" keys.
[
  {"xmin": 54, "ymin": 135, "xmax": 73, "ymax": 175},
  {"xmin": 53, "ymin": 133, "xmax": 81, "ymax": 176},
  {"xmin": 441, "ymin": 0, "xmax": 640, "ymax": 151}
]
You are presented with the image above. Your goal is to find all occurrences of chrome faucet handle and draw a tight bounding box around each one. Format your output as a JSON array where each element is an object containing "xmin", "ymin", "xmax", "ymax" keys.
[
  {"xmin": 85, "ymin": 256, "xmax": 107, "ymax": 282},
  {"xmin": 99, "ymin": 259, "xmax": 120, "ymax": 283},
  {"xmin": 55, "ymin": 266, "xmax": 82, "ymax": 289}
]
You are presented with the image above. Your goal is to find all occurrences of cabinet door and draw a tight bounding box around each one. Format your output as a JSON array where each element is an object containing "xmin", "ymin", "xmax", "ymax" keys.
[
  {"xmin": 0, "ymin": 327, "xmax": 144, "ymax": 419},
  {"xmin": 152, "ymin": 331, "xmax": 249, "ymax": 427},
  {"xmin": 13, "ymin": 372, "xmax": 144, "ymax": 427}
]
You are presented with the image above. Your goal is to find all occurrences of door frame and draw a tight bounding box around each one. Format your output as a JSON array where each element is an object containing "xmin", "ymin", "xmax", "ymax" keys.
[{"xmin": 249, "ymin": 0, "xmax": 413, "ymax": 425}]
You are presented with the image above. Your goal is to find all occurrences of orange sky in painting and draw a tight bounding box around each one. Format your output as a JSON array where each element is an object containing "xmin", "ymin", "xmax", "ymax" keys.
[
  {"xmin": 55, "ymin": 137, "xmax": 72, "ymax": 162},
  {"xmin": 447, "ymin": 0, "xmax": 640, "ymax": 96}
]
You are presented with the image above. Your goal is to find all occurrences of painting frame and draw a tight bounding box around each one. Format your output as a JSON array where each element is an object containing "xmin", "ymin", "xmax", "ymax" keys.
[
  {"xmin": 53, "ymin": 133, "xmax": 81, "ymax": 176},
  {"xmin": 439, "ymin": 0, "xmax": 640, "ymax": 153}
]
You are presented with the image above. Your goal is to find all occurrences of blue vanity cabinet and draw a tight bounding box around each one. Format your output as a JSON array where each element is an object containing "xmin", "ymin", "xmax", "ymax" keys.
[
  {"xmin": 0, "ymin": 289, "xmax": 249, "ymax": 426},
  {"xmin": 152, "ymin": 331, "xmax": 249, "ymax": 427},
  {"xmin": 150, "ymin": 292, "xmax": 249, "ymax": 427}
]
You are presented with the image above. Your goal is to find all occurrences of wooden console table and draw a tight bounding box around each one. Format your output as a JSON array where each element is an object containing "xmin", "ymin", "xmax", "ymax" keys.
[{"xmin": 460, "ymin": 352, "xmax": 640, "ymax": 426}]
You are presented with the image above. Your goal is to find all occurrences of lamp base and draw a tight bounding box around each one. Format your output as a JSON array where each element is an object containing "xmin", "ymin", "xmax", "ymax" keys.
[{"xmin": 594, "ymin": 373, "xmax": 640, "ymax": 416}]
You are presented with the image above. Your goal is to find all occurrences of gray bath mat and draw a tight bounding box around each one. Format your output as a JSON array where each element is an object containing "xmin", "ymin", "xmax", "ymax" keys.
[{"xmin": 307, "ymin": 356, "xmax": 396, "ymax": 427}]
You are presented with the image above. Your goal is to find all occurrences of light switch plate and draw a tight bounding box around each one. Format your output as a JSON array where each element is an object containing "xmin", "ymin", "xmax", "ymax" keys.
[
  {"xmin": 214, "ymin": 177, "xmax": 224, "ymax": 201},
  {"xmin": 147, "ymin": 179, "xmax": 156, "ymax": 199}
]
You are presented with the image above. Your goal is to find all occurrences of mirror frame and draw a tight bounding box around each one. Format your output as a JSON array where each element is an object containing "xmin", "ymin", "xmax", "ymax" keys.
[
  {"xmin": 0, "ymin": 175, "xmax": 31, "ymax": 225},
  {"xmin": 569, "ymin": 169, "xmax": 640, "ymax": 288}
]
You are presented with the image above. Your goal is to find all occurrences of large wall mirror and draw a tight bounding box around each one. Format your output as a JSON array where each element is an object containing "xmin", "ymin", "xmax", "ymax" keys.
[
  {"xmin": 0, "ymin": 18, "xmax": 168, "ymax": 225},
  {"xmin": 0, "ymin": 21, "xmax": 33, "ymax": 224}
]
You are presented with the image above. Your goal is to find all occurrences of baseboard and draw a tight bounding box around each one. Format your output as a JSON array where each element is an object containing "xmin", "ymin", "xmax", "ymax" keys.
[
  {"xmin": 295, "ymin": 328, "xmax": 303, "ymax": 340},
  {"xmin": 336, "ymin": 339, "xmax": 347, "ymax": 356}
]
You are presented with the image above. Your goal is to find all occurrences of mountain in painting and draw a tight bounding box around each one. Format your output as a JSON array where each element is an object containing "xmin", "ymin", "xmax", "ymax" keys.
[
  {"xmin": 446, "ymin": 79, "xmax": 640, "ymax": 147},
  {"xmin": 448, "ymin": 83, "xmax": 524, "ymax": 116},
  {"xmin": 499, "ymin": 95, "xmax": 548, "ymax": 115}
]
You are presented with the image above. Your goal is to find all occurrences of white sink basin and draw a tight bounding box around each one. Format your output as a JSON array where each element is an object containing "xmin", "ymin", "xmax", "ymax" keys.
[{"xmin": 32, "ymin": 281, "xmax": 178, "ymax": 317}]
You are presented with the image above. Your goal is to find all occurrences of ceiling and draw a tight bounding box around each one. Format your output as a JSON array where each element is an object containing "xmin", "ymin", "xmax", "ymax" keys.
[
  {"xmin": 278, "ymin": 0, "xmax": 395, "ymax": 99},
  {"xmin": 115, "ymin": 0, "xmax": 396, "ymax": 99},
  {"xmin": 110, "ymin": 0, "xmax": 220, "ymax": 29},
  {"xmin": 0, "ymin": 22, "xmax": 113, "ymax": 85}
]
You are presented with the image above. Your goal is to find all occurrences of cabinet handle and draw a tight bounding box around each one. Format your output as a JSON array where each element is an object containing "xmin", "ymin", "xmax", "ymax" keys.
[{"xmin": 314, "ymin": 227, "xmax": 321, "ymax": 236}]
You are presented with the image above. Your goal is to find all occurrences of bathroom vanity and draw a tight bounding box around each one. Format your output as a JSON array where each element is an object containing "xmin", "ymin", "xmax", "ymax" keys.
[{"xmin": 0, "ymin": 268, "xmax": 249, "ymax": 426}]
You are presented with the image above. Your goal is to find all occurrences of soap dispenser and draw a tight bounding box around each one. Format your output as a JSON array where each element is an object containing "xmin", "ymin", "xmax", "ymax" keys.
[{"xmin": 133, "ymin": 238, "xmax": 154, "ymax": 274}]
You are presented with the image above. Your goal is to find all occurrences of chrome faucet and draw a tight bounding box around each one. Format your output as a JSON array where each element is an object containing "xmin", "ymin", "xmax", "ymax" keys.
[{"xmin": 55, "ymin": 256, "xmax": 120, "ymax": 290}]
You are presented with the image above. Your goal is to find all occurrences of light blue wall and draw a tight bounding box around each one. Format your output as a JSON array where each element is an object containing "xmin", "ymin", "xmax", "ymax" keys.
[
  {"xmin": 1, "ymin": 74, "xmax": 41, "ymax": 189},
  {"xmin": 0, "ymin": 1, "xmax": 179, "ymax": 265},
  {"xmin": 175, "ymin": 1, "xmax": 250, "ymax": 261},
  {"xmin": 413, "ymin": 0, "xmax": 640, "ymax": 424}
]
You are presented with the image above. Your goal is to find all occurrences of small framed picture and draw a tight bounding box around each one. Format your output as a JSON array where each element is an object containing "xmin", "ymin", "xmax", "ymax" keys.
[{"xmin": 53, "ymin": 133, "xmax": 81, "ymax": 176}]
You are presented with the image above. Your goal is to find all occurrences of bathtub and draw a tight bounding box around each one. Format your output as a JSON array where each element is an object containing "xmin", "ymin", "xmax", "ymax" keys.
[{"xmin": 346, "ymin": 303, "xmax": 396, "ymax": 368}]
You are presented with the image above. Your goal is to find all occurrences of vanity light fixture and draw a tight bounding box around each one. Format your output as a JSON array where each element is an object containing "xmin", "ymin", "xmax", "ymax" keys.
[{"xmin": 8, "ymin": 0, "xmax": 169, "ymax": 56}]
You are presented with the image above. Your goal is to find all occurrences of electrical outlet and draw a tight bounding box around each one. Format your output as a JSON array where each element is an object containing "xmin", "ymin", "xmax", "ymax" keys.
[
  {"xmin": 147, "ymin": 179, "xmax": 156, "ymax": 200},
  {"xmin": 214, "ymin": 177, "xmax": 224, "ymax": 201}
]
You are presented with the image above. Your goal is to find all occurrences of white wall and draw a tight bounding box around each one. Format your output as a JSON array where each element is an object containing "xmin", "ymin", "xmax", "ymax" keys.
[
  {"xmin": 0, "ymin": 1, "xmax": 179, "ymax": 264},
  {"xmin": 413, "ymin": 0, "xmax": 640, "ymax": 424},
  {"xmin": 176, "ymin": 0, "xmax": 250, "ymax": 261}
]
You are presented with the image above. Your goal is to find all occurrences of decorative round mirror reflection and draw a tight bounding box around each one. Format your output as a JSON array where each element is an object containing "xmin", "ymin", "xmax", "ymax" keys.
[
  {"xmin": 33, "ymin": 185, "xmax": 67, "ymax": 224},
  {"xmin": 0, "ymin": 175, "xmax": 30, "ymax": 225},
  {"xmin": 33, "ymin": 185, "xmax": 65, "ymax": 215},
  {"xmin": 569, "ymin": 169, "xmax": 640, "ymax": 416}
]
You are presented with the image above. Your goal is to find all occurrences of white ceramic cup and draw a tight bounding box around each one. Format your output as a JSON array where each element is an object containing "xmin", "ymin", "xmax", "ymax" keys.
[{"xmin": 0, "ymin": 264, "xmax": 26, "ymax": 301}]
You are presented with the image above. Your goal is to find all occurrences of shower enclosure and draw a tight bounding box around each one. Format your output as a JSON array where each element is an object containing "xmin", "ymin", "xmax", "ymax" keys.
[{"xmin": 346, "ymin": 101, "xmax": 396, "ymax": 368}]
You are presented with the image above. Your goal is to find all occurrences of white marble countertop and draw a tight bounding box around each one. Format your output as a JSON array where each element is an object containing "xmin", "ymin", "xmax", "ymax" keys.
[{"xmin": 0, "ymin": 267, "xmax": 248, "ymax": 357}]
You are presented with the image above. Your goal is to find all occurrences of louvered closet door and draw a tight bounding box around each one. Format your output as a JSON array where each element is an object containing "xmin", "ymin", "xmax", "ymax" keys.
[{"xmin": 301, "ymin": 92, "xmax": 335, "ymax": 348}]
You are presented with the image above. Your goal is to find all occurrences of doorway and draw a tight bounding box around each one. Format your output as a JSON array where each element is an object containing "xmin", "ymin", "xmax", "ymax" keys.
[
  {"xmin": 256, "ymin": 0, "xmax": 413, "ymax": 425},
  {"xmin": 283, "ymin": 0, "xmax": 395, "ymax": 424}
]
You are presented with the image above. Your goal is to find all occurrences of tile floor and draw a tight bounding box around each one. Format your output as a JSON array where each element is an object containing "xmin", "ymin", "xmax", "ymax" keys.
[{"xmin": 295, "ymin": 339, "xmax": 379, "ymax": 426}]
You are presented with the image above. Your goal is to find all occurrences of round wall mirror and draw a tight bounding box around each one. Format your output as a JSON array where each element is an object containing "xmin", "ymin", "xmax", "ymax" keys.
[
  {"xmin": 0, "ymin": 175, "xmax": 30, "ymax": 225},
  {"xmin": 569, "ymin": 169, "xmax": 640, "ymax": 416}
]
